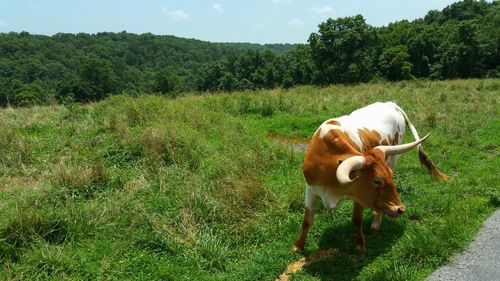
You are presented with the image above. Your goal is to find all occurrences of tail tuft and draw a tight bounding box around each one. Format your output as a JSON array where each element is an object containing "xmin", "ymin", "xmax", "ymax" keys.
[{"xmin": 418, "ymin": 149, "xmax": 450, "ymax": 181}]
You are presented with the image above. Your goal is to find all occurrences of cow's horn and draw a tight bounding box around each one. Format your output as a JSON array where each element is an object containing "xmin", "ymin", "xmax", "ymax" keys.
[
  {"xmin": 375, "ymin": 133, "xmax": 430, "ymax": 156},
  {"xmin": 336, "ymin": 155, "xmax": 366, "ymax": 185}
]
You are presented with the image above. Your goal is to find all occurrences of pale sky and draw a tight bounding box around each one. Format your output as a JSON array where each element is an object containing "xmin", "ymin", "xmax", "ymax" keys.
[{"xmin": 0, "ymin": 0, "xmax": 462, "ymax": 44}]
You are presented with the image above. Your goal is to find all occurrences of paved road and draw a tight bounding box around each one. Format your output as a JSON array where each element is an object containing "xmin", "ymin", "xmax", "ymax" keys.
[{"xmin": 427, "ymin": 209, "xmax": 500, "ymax": 281}]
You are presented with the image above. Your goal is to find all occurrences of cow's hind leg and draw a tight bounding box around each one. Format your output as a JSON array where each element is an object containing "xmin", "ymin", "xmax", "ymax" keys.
[
  {"xmin": 293, "ymin": 185, "xmax": 318, "ymax": 252},
  {"xmin": 352, "ymin": 202, "xmax": 365, "ymax": 252}
]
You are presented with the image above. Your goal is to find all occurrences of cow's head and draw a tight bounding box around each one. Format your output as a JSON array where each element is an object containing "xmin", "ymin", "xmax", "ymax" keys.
[{"xmin": 336, "ymin": 134, "xmax": 429, "ymax": 218}]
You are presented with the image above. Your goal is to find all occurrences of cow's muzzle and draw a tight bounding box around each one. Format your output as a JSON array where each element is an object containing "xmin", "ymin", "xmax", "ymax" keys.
[{"xmin": 386, "ymin": 205, "xmax": 405, "ymax": 218}]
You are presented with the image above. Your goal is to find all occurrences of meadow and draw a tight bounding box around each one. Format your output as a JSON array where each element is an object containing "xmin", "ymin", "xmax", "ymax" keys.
[{"xmin": 0, "ymin": 79, "xmax": 498, "ymax": 280}]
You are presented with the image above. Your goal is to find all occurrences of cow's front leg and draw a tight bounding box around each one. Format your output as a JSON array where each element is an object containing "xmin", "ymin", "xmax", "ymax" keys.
[
  {"xmin": 371, "ymin": 211, "xmax": 383, "ymax": 230},
  {"xmin": 352, "ymin": 202, "xmax": 365, "ymax": 252},
  {"xmin": 293, "ymin": 185, "xmax": 318, "ymax": 252}
]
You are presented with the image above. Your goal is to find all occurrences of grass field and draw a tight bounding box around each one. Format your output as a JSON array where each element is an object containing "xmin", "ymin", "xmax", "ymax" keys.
[{"xmin": 0, "ymin": 79, "xmax": 498, "ymax": 280}]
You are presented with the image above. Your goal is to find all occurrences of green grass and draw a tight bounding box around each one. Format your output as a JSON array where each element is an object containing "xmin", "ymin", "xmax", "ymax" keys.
[{"xmin": 0, "ymin": 79, "xmax": 498, "ymax": 280}]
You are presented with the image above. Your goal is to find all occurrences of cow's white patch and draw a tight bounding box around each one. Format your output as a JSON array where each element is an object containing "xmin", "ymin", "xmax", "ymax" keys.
[
  {"xmin": 305, "ymin": 184, "xmax": 319, "ymax": 212},
  {"xmin": 307, "ymin": 184, "xmax": 347, "ymax": 209},
  {"xmin": 319, "ymin": 102, "xmax": 407, "ymax": 152},
  {"xmin": 319, "ymin": 124, "xmax": 342, "ymax": 139}
]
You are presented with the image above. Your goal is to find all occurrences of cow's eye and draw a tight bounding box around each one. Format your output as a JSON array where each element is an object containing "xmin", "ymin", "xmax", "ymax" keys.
[{"xmin": 373, "ymin": 178, "xmax": 383, "ymax": 186}]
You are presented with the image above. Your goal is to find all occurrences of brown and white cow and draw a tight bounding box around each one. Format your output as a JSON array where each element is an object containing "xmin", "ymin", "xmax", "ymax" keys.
[{"xmin": 293, "ymin": 102, "xmax": 448, "ymax": 252}]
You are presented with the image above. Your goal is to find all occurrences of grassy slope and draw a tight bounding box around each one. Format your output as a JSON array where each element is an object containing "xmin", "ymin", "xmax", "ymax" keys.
[{"xmin": 0, "ymin": 79, "xmax": 498, "ymax": 280}]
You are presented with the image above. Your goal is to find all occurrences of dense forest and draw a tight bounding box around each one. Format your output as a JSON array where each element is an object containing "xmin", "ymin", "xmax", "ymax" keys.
[{"xmin": 0, "ymin": 0, "xmax": 498, "ymax": 106}]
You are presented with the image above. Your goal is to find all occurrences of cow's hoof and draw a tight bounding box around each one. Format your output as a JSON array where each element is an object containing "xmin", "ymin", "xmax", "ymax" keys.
[
  {"xmin": 355, "ymin": 244, "xmax": 366, "ymax": 252},
  {"xmin": 292, "ymin": 245, "xmax": 303, "ymax": 253}
]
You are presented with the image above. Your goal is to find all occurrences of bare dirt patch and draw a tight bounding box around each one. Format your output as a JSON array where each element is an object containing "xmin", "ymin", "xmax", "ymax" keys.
[{"xmin": 277, "ymin": 248, "xmax": 339, "ymax": 281}]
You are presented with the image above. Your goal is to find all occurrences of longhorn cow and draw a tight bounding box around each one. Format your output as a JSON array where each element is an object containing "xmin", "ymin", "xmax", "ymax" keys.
[{"xmin": 293, "ymin": 102, "xmax": 448, "ymax": 252}]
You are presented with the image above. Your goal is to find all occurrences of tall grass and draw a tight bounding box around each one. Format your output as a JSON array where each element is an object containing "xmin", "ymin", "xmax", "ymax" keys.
[{"xmin": 0, "ymin": 79, "xmax": 498, "ymax": 280}]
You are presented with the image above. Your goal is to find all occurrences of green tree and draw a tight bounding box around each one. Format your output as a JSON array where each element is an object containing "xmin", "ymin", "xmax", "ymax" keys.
[
  {"xmin": 434, "ymin": 21, "xmax": 481, "ymax": 78},
  {"xmin": 0, "ymin": 78, "xmax": 12, "ymax": 107},
  {"xmin": 219, "ymin": 72, "xmax": 237, "ymax": 91},
  {"xmin": 153, "ymin": 69, "xmax": 180, "ymax": 96},
  {"xmin": 281, "ymin": 45, "xmax": 315, "ymax": 85},
  {"xmin": 78, "ymin": 58, "xmax": 118, "ymax": 101},
  {"xmin": 15, "ymin": 90, "xmax": 42, "ymax": 107},
  {"xmin": 379, "ymin": 45, "xmax": 415, "ymax": 81},
  {"xmin": 406, "ymin": 24, "xmax": 440, "ymax": 77},
  {"xmin": 196, "ymin": 62, "xmax": 225, "ymax": 92},
  {"xmin": 309, "ymin": 15, "xmax": 379, "ymax": 84},
  {"xmin": 57, "ymin": 59, "xmax": 118, "ymax": 102}
]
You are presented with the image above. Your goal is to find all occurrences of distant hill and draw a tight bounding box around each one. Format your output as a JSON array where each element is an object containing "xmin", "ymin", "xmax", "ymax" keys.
[{"xmin": 0, "ymin": 31, "xmax": 300, "ymax": 105}]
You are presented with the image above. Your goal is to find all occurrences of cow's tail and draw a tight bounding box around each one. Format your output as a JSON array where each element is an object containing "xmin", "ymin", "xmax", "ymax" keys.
[{"xmin": 396, "ymin": 105, "xmax": 450, "ymax": 181}]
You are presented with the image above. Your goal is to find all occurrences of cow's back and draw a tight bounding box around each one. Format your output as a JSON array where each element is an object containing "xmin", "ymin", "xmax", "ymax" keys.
[{"xmin": 329, "ymin": 102, "xmax": 406, "ymax": 151}]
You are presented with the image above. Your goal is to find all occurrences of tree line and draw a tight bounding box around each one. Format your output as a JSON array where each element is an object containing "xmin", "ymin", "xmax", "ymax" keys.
[{"xmin": 0, "ymin": 0, "xmax": 498, "ymax": 107}]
